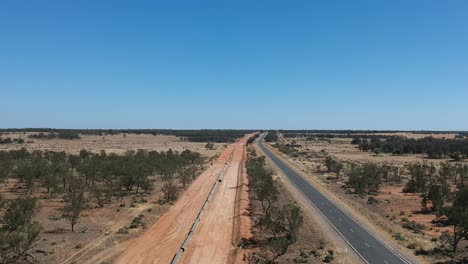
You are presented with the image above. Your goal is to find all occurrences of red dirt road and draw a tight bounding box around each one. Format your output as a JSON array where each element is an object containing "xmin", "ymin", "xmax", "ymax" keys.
[
  {"xmin": 115, "ymin": 135, "xmax": 252, "ymax": 264},
  {"xmin": 178, "ymin": 138, "xmax": 248, "ymax": 264}
]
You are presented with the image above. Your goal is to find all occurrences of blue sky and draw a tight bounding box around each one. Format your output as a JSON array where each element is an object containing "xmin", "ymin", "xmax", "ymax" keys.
[{"xmin": 1, "ymin": 0, "xmax": 467, "ymax": 130}]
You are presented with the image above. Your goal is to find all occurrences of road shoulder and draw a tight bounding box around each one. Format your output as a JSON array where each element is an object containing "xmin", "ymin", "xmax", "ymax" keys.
[{"xmin": 258, "ymin": 142, "xmax": 424, "ymax": 264}]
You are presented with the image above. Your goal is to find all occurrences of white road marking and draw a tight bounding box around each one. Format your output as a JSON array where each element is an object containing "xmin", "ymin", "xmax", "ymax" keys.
[
  {"xmin": 338, "ymin": 218, "xmax": 342, "ymax": 222},
  {"xmin": 384, "ymin": 261, "xmax": 389, "ymax": 264},
  {"xmin": 350, "ymin": 228, "xmax": 354, "ymax": 233},
  {"xmin": 365, "ymin": 242, "xmax": 370, "ymax": 248}
]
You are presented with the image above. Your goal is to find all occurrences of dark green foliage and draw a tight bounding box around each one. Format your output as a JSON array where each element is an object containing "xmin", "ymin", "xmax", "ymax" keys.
[
  {"xmin": 63, "ymin": 177, "xmax": 85, "ymax": 232},
  {"xmin": 456, "ymin": 164, "xmax": 468, "ymax": 188},
  {"xmin": 0, "ymin": 196, "xmax": 42, "ymax": 263},
  {"xmin": 0, "ymin": 137, "xmax": 11, "ymax": 144},
  {"xmin": 28, "ymin": 132, "xmax": 80, "ymax": 140},
  {"xmin": 2, "ymin": 129, "xmax": 252, "ymax": 143},
  {"xmin": 246, "ymin": 150, "xmax": 304, "ymax": 263},
  {"xmin": 205, "ymin": 142, "xmax": 214, "ymax": 150},
  {"xmin": 264, "ymin": 131, "xmax": 278, "ymax": 142},
  {"xmin": 0, "ymin": 159, "xmax": 14, "ymax": 179},
  {"xmin": 356, "ymin": 136, "xmax": 468, "ymax": 159},
  {"xmin": 324, "ymin": 156, "xmax": 343, "ymax": 178},
  {"xmin": 0, "ymin": 146, "xmax": 203, "ymax": 233},
  {"xmin": 449, "ymin": 152, "xmax": 464, "ymax": 161},
  {"xmin": 161, "ymin": 182, "xmax": 178, "ymax": 203},
  {"xmin": 402, "ymin": 220, "xmax": 425, "ymax": 234},
  {"xmin": 447, "ymin": 188, "xmax": 468, "ymax": 252},
  {"xmin": 380, "ymin": 163, "xmax": 403, "ymax": 183},
  {"xmin": 257, "ymin": 203, "xmax": 304, "ymax": 262},
  {"xmin": 3, "ymin": 197, "xmax": 37, "ymax": 232},
  {"xmin": 0, "ymin": 137, "xmax": 25, "ymax": 144},
  {"xmin": 350, "ymin": 137, "xmax": 361, "ymax": 144},
  {"xmin": 373, "ymin": 148, "xmax": 382, "ymax": 155},
  {"xmin": 424, "ymin": 182, "xmax": 449, "ymax": 215},
  {"xmin": 128, "ymin": 215, "xmax": 145, "ymax": 229},
  {"xmin": 347, "ymin": 163, "xmax": 382, "ymax": 194},
  {"xmin": 247, "ymin": 156, "xmax": 278, "ymax": 214},
  {"xmin": 247, "ymin": 134, "xmax": 259, "ymax": 144},
  {"xmin": 404, "ymin": 163, "xmax": 430, "ymax": 193}
]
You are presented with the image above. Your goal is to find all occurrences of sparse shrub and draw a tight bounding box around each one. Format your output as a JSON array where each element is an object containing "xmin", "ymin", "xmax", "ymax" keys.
[
  {"xmin": 402, "ymin": 220, "xmax": 425, "ymax": 234},
  {"xmin": 367, "ymin": 196, "xmax": 379, "ymax": 204},
  {"xmin": 323, "ymin": 254, "xmax": 334, "ymax": 263},
  {"xmin": 394, "ymin": 233, "xmax": 405, "ymax": 241},
  {"xmin": 161, "ymin": 182, "xmax": 178, "ymax": 203}
]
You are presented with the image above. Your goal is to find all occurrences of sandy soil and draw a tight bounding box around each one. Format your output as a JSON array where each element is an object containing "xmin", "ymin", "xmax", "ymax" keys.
[
  {"xmin": 293, "ymin": 137, "xmax": 463, "ymax": 166},
  {"xmin": 0, "ymin": 132, "xmax": 225, "ymax": 156},
  {"xmin": 373, "ymin": 132, "xmax": 459, "ymax": 139},
  {"xmin": 0, "ymin": 132, "xmax": 226, "ymax": 264},
  {"xmin": 179, "ymin": 137, "xmax": 250, "ymax": 263},
  {"xmin": 264, "ymin": 143, "xmax": 424, "ymax": 263},
  {"xmin": 272, "ymin": 135, "xmax": 468, "ymax": 263},
  {"xmin": 115, "ymin": 135, "xmax": 252, "ymax": 264}
]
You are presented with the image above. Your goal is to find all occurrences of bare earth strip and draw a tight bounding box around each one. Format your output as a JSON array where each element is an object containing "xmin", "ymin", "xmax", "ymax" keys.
[
  {"xmin": 115, "ymin": 135, "xmax": 251, "ymax": 264},
  {"xmin": 179, "ymin": 137, "xmax": 248, "ymax": 264}
]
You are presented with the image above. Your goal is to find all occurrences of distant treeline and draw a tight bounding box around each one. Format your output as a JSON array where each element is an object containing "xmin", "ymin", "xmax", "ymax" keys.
[
  {"xmin": 274, "ymin": 129, "xmax": 468, "ymax": 135},
  {"xmin": 0, "ymin": 146, "xmax": 203, "ymax": 228},
  {"xmin": 263, "ymin": 131, "xmax": 278, "ymax": 142},
  {"xmin": 352, "ymin": 136, "xmax": 468, "ymax": 159},
  {"xmin": 28, "ymin": 131, "xmax": 80, "ymax": 140},
  {"xmin": 247, "ymin": 133, "xmax": 259, "ymax": 144},
  {"xmin": 0, "ymin": 129, "xmax": 255, "ymax": 143},
  {"xmin": 0, "ymin": 137, "xmax": 25, "ymax": 144},
  {"xmin": 281, "ymin": 130, "xmax": 467, "ymax": 139}
]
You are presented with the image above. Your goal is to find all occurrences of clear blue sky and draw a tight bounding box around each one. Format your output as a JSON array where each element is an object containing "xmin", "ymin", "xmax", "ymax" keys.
[{"xmin": 1, "ymin": 0, "xmax": 467, "ymax": 130}]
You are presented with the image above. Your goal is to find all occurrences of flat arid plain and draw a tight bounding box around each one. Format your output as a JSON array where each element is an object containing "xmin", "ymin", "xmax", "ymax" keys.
[{"xmin": 0, "ymin": 130, "xmax": 467, "ymax": 264}]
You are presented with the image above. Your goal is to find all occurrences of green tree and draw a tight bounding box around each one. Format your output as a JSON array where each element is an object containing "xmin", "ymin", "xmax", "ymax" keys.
[
  {"xmin": 348, "ymin": 163, "xmax": 381, "ymax": 194},
  {"xmin": 404, "ymin": 163, "xmax": 429, "ymax": 193},
  {"xmin": 447, "ymin": 188, "xmax": 468, "ymax": 252},
  {"xmin": 63, "ymin": 177, "xmax": 85, "ymax": 232},
  {"xmin": 247, "ymin": 157, "xmax": 278, "ymax": 214},
  {"xmin": 456, "ymin": 164, "xmax": 468, "ymax": 188},
  {"xmin": 0, "ymin": 159, "xmax": 13, "ymax": 180},
  {"xmin": 3, "ymin": 197, "xmax": 37, "ymax": 232},
  {"xmin": 0, "ymin": 196, "xmax": 42, "ymax": 263},
  {"xmin": 283, "ymin": 203, "xmax": 303, "ymax": 240},
  {"xmin": 330, "ymin": 160, "xmax": 344, "ymax": 179},
  {"xmin": 161, "ymin": 182, "xmax": 178, "ymax": 203},
  {"xmin": 373, "ymin": 148, "xmax": 382, "ymax": 156},
  {"xmin": 324, "ymin": 156, "xmax": 334, "ymax": 172}
]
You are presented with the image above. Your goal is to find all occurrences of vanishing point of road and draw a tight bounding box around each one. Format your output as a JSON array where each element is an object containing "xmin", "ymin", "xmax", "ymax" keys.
[{"xmin": 257, "ymin": 134, "xmax": 412, "ymax": 264}]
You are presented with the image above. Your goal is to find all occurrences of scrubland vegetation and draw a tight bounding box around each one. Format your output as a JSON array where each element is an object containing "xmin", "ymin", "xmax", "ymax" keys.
[
  {"xmin": 268, "ymin": 131, "xmax": 468, "ymax": 263},
  {"xmin": 244, "ymin": 148, "xmax": 337, "ymax": 263},
  {"xmin": 0, "ymin": 129, "xmax": 252, "ymax": 143},
  {"xmin": 351, "ymin": 136, "xmax": 468, "ymax": 159},
  {"xmin": 0, "ymin": 146, "xmax": 204, "ymax": 263}
]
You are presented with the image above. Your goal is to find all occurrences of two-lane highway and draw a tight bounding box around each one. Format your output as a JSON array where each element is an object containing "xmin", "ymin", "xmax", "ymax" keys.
[{"xmin": 257, "ymin": 135, "xmax": 411, "ymax": 264}]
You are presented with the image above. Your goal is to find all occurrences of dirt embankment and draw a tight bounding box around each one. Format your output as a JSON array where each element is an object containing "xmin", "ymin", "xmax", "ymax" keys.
[
  {"xmin": 0, "ymin": 133, "xmax": 225, "ymax": 264},
  {"xmin": 115, "ymin": 135, "xmax": 254, "ymax": 264}
]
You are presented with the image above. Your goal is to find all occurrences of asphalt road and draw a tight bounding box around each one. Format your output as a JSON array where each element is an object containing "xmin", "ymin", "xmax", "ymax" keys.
[{"xmin": 257, "ymin": 136, "xmax": 411, "ymax": 264}]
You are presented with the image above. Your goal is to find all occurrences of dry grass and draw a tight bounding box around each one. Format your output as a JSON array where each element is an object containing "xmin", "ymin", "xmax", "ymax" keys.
[
  {"xmin": 0, "ymin": 132, "xmax": 225, "ymax": 264},
  {"xmin": 242, "ymin": 146, "xmax": 336, "ymax": 264},
  {"xmin": 275, "ymin": 134, "xmax": 468, "ymax": 263},
  {"xmin": 0, "ymin": 132, "xmax": 225, "ymax": 156}
]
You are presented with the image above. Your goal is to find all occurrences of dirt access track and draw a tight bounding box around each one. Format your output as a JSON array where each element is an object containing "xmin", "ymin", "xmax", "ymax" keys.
[{"xmin": 115, "ymin": 134, "xmax": 253, "ymax": 264}]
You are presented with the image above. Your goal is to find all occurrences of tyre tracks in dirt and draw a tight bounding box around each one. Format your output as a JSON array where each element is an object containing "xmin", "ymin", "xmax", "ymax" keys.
[{"xmin": 115, "ymin": 135, "xmax": 253, "ymax": 264}]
